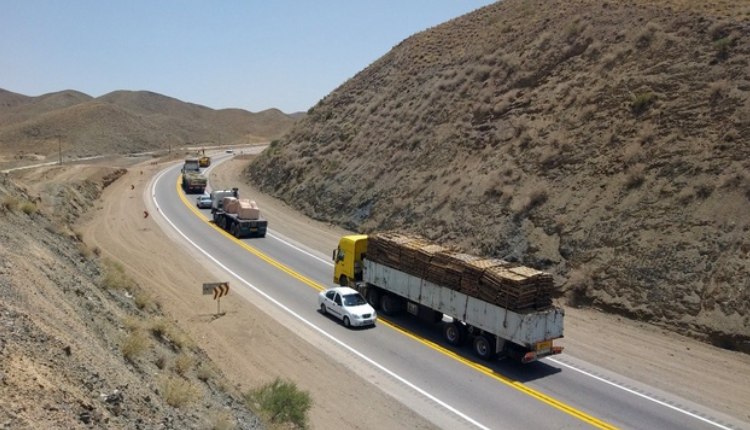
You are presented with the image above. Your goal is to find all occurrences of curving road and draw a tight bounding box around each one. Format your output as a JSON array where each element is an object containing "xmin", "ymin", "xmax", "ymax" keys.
[{"xmin": 149, "ymin": 156, "xmax": 747, "ymax": 430}]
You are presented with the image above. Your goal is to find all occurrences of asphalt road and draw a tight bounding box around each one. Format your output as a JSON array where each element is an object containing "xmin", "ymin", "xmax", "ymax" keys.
[{"xmin": 149, "ymin": 157, "xmax": 747, "ymax": 430}]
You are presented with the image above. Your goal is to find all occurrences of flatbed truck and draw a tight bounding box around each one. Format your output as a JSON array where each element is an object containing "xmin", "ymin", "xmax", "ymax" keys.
[
  {"xmin": 334, "ymin": 234, "xmax": 564, "ymax": 363},
  {"xmin": 210, "ymin": 188, "xmax": 268, "ymax": 238}
]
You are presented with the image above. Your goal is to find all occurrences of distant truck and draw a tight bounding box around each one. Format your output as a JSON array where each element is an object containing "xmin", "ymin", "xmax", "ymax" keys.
[
  {"xmin": 210, "ymin": 188, "xmax": 267, "ymax": 238},
  {"xmin": 199, "ymin": 156, "xmax": 211, "ymax": 168},
  {"xmin": 182, "ymin": 158, "xmax": 201, "ymax": 173},
  {"xmin": 181, "ymin": 158, "xmax": 207, "ymax": 194},
  {"xmin": 333, "ymin": 233, "xmax": 564, "ymax": 363}
]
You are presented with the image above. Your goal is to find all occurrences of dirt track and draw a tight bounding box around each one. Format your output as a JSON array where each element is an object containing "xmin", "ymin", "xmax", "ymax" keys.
[{"xmin": 81, "ymin": 154, "xmax": 750, "ymax": 426}]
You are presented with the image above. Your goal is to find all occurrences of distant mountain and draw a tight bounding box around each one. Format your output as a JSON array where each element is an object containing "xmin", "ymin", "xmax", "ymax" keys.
[
  {"xmin": 0, "ymin": 89, "xmax": 297, "ymax": 161},
  {"xmin": 247, "ymin": 0, "xmax": 750, "ymax": 350}
]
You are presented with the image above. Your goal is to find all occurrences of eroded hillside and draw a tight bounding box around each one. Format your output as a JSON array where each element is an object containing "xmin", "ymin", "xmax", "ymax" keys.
[
  {"xmin": 0, "ymin": 168, "xmax": 260, "ymax": 428},
  {"xmin": 248, "ymin": 0, "xmax": 750, "ymax": 350}
]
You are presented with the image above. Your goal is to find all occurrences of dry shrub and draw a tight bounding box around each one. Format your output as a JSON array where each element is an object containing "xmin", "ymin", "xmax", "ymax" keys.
[
  {"xmin": 2, "ymin": 196, "xmax": 19, "ymax": 212},
  {"xmin": 196, "ymin": 364, "xmax": 214, "ymax": 382},
  {"xmin": 160, "ymin": 376, "xmax": 199, "ymax": 408},
  {"xmin": 565, "ymin": 267, "xmax": 592, "ymax": 307},
  {"xmin": 134, "ymin": 290, "xmax": 155, "ymax": 310},
  {"xmin": 150, "ymin": 317, "xmax": 193, "ymax": 350},
  {"xmin": 210, "ymin": 412, "xmax": 236, "ymax": 430},
  {"xmin": 173, "ymin": 353, "xmax": 194, "ymax": 376},
  {"xmin": 121, "ymin": 330, "xmax": 149, "ymax": 361},
  {"xmin": 708, "ymin": 80, "xmax": 729, "ymax": 104},
  {"xmin": 101, "ymin": 259, "xmax": 137, "ymax": 291}
]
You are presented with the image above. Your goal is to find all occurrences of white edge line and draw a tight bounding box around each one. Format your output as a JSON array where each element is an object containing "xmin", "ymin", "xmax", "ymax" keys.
[
  {"xmin": 547, "ymin": 358, "xmax": 735, "ymax": 430},
  {"xmin": 151, "ymin": 167, "xmax": 490, "ymax": 430}
]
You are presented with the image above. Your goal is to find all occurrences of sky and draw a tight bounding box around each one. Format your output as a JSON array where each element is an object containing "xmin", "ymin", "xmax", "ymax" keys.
[{"xmin": 1, "ymin": 1, "xmax": 496, "ymax": 113}]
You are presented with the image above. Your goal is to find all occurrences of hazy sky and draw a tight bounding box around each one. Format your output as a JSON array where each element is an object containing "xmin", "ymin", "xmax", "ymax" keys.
[{"xmin": 1, "ymin": 1, "xmax": 496, "ymax": 113}]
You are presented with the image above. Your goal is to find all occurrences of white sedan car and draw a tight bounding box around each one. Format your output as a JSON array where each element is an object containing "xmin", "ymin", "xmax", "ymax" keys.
[{"xmin": 318, "ymin": 287, "xmax": 377, "ymax": 327}]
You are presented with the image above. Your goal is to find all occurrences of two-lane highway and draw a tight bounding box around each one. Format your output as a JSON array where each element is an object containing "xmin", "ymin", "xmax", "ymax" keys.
[{"xmin": 149, "ymin": 157, "xmax": 747, "ymax": 430}]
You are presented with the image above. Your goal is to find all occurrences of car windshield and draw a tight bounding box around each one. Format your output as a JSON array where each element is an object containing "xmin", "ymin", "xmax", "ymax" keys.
[{"xmin": 342, "ymin": 293, "xmax": 366, "ymax": 307}]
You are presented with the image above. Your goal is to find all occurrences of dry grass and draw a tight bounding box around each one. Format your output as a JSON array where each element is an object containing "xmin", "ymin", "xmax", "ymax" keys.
[
  {"xmin": 160, "ymin": 376, "xmax": 199, "ymax": 408},
  {"xmin": 173, "ymin": 353, "xmax": 194, "ymax": 376},
  {"xmin": 121, "ymin": 330, "xmax": 149, "ymax": 361}
]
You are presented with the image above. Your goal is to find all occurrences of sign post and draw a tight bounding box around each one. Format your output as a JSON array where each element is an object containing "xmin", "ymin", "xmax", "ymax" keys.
[{"xmin": 202, "ymin": 282, "xmax": 230, "ymax": 315}]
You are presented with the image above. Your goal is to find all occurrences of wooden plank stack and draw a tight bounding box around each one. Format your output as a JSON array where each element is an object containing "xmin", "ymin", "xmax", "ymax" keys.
[{"xmin": 367, "ymin": 232, "xmax": 555, "ymax": 311}]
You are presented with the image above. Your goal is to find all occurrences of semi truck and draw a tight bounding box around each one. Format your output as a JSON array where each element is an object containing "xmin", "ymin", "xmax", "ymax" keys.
[
  {"xmin": 333, "ymin": 233, "xmax": 564, "ymax": 363},
  {"xmin": 210, "ymin": 188, "xmax": 267, "ymax": 238},
  {"xmin": 180, "ymin": 158, "xmax": 207, "ymax": 194}
]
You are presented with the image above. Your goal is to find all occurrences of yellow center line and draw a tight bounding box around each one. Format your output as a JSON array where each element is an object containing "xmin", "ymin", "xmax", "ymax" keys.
[{"xmin": 176, "ymin": 177, "xmax": 618, "ymax": 430}]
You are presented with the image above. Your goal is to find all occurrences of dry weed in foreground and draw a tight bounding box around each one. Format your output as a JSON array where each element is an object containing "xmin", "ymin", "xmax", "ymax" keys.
[
  {"xmin": 121, "ymin": 330, "xmax": 149, "ymax": 361},
  {"xmin": 160, "ymin": 375, "xmax": 199, "ymax": 408}
]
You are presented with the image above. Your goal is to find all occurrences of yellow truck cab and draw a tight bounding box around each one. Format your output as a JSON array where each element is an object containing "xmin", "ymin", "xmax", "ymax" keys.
[{"xmin": 333, "ymin": 234, "xmax": 368, "ymax": 286}]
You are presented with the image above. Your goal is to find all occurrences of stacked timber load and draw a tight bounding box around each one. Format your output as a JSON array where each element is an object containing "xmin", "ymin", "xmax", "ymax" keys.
[{"xmin": 366, "ymin": 232, "xmax": 555, "ymax": 311}]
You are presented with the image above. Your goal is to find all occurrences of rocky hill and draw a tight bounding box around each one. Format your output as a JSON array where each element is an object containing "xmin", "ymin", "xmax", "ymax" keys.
[
  {"xmin": 0, "ymin": 167, "xmax": 262, "ymax": 428},
  {"xmin": 248, "ymin": 0, "xmax": 750, "ymax": 351},
  {"xmin": 0, "ymin": 89, "xmax": 297, "ymax": 168}
]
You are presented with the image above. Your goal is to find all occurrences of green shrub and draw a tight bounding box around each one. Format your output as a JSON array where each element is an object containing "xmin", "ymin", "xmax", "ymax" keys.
[
  {"xmin": 20, "ymin": 201, "xmax": 37, "ymax": 215},
  {"xmin": 631, "ymin": 92, "xmax": 655, "ymax": 115},
  {"xmin": 245, "ymin": 378, "xmax": 311, "ymax": 429},
  {"xmin": 715, "ymin": 37, "xmax": 731, "ymax": 60}
]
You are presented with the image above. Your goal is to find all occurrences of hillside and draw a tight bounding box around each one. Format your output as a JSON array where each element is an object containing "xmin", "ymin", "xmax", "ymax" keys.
[
  {"xmin": 0, "ymin": 165, "xmax": 261, "ymax": 428},
  {"xmin": 0, "ymin": 89, "xmax": 298, "ymax": 168},
  {"xmin": 248, "ymin": 0, "xmax": 750, "ymax": 351}
]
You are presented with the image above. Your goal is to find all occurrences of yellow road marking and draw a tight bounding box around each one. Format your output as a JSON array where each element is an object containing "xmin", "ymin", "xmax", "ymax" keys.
[{"xmin": 176, "ymin": 177, "xmax": 617, "ymax": 429}]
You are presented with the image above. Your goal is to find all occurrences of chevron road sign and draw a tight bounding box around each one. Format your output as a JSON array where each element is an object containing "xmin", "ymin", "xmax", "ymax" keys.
[{"xmin": 202, "ymin": 282, "xmax": 230, "ymax": 315}]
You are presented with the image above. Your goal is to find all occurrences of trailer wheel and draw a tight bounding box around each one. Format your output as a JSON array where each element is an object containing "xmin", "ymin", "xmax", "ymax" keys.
[
  {"xmin": 444, "ymin": 323, "xmax": 466, "ymax": 346},
  {"xmin": 473, "ymin": 335, "xmax": 495, "ymax": 361},
  {"xmin": 380, "ymin": 294, "xmax": 401, "ymax": 316},
  {"xmin": 366, "ymin": 289, "xmax": 380, "ymax": 308}
]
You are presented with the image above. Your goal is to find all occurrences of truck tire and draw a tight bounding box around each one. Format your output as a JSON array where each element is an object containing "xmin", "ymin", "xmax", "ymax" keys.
[
  {"xmin": 232, "ymin": 224, "xmax": 240, "ymax": 238},
  {"xmin": 338, "ymin": 275, "xmax": 349, "ymax": 287},
  {"xmin": 366, "ymin": 288, "xmax": 380, "ymax": 309},
  {"xmin": 444, "ymin": 323, "xmax": 466, "ymax": 346},
  {"xmin": 380, "ymin": 294, "xmax": 401, "ymax": 316},
  {"xmin": 473, "ymin": 335, "xmax": 495, "ymax": 361}
]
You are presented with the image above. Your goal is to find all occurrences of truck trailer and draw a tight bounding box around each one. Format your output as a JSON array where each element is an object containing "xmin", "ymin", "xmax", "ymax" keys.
[
  {"xmin": 333, "ymin": 233, "xmax": 564, "ymax": 363},
  {"xmin": 180, "ymin": 158, "xmax": 207, "ymax": 194},
  {"xmin": 210, "ymin": 188, "xmax": 267, "ymax": 238}
]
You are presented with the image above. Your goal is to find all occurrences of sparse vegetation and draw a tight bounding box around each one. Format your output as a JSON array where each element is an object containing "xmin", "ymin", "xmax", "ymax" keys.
[
  {"xmin": 20, "ymin": 201, "xmax": 37, "ymax": 215},
  {"xmin": 2, "ymin": 196, "xmax": 19, "ymax": 212},
  {"xmin": 630, "ymin": 92, "xmax": 655, "ymax": 115},
  {"xmin": 101, "ymin": 259, "xmax": 137, "ymax": 291},
  {"xmin": 715, "ymin": 36, "xmax": 732, "ymax": 60},
  {"xmin": 245, "ymin": 378, "xmax": 312, "ymax": 429},
  {"xmin": 160, "ymin": 376, "xmax": 199, "ymax": 408},
  {"xmin": 121, "ymin": 330, "xmax": 149, "ymax": 361},
  {"xmin": 173, "ymin": 353, "xmax": 194, "ymax": 376}
]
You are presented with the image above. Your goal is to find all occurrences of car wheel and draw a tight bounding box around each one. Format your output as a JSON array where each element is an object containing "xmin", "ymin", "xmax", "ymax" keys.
[
  {"xmin": 320, "ymin": 303, "xmax": 327, "ymax": 315},
  {"xmin": 343, "ymin": 316, "xmax": 351, "ymax": 328}
]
